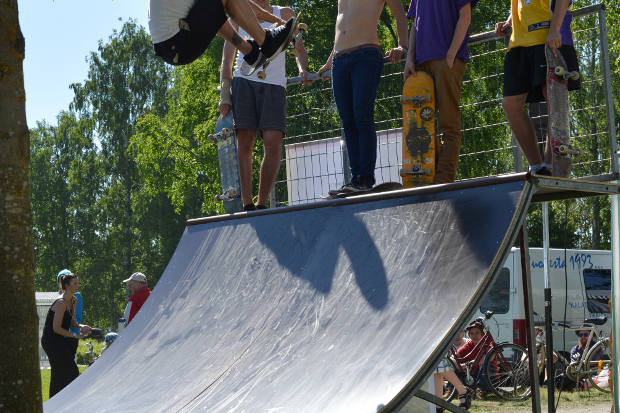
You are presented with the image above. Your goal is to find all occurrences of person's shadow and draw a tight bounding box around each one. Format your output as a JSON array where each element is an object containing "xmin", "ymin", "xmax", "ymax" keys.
[{"xmin": 251, "ymin": 203, "xmax": 389, "ymax": 310}]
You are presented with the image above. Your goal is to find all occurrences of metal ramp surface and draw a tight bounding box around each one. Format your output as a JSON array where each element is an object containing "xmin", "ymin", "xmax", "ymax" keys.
[{"xmin": 43, "ymin": 174, "xmax": 618, "ymax": 412}]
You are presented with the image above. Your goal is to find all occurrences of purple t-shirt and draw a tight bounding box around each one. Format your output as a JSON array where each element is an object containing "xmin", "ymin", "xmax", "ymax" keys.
[
  {"xmin": 553, "ymin": 0, "xmax": 575, "ymax": 46},
  {"xmin": 407, "ymin": 0, "xmax": 478, "ymax": 66}
]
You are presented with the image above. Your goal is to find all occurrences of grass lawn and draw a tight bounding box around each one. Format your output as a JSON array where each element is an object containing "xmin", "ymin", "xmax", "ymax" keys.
[{"xmin": 465, "ymin": 387, "xmax": 612, "ymax": 412}]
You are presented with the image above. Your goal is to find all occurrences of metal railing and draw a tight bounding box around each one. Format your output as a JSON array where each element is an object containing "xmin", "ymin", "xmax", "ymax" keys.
[{"xmin": 274, "ymin": 4, "xmax": 616, "ymax": 207}]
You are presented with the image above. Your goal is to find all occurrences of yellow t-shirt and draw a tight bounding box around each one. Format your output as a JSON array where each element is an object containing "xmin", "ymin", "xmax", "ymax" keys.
[{"xmin": 509, "ymin": 0, "xmax": 552, "ymax": 50}]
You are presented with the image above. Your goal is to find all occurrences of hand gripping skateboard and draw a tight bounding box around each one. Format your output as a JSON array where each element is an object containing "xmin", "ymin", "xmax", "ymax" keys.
[
  {"xmin": 545, "ymin": 45, "xmax": 580, "ymax": 177},
  {"xmin": 256, "ymin": 13, "xmax": 307, "ymax": 80},
  {"xmin": 209, "ymin": 112, "xmax": 243, "ymax": 213},
  {"xmin": 400, "ymin": 72, "xmax": 437, "ymax": 187},
  {"xmin": 321, "ymin": 182, "xmax": 403, "ymax": 199}
]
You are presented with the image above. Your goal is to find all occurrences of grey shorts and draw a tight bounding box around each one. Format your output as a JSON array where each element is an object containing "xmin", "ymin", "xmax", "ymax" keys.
[{"xmin": 232, "ymin": 77, "xmax": 287, "ymax": 135}]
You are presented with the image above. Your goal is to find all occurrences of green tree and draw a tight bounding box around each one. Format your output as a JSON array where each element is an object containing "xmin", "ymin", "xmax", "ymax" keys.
[
  {"xmin": 69, "ymin": 20, "xmax": 172, "ymax": 327},
  {"xmin": 0, "ymin": 0, "xmax": 42, "ymax": 410}
]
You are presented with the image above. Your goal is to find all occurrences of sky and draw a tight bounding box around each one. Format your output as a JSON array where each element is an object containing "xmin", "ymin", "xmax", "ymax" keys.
[{"xmin": 19, "ymin": 0, "xmax": 149, "ymax": 128}]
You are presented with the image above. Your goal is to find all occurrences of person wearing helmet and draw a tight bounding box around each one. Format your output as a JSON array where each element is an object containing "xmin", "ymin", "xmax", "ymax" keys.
[
  {"xmin": 100, "ymin": 333, "xmax": 119, "ymax": 354},
  {"xmin": 56, "ymin": 269, "xmax": 84, "ymax": 360},
  {"xmin": 454, "ymin": 319, "xmax": 492, "ymax": 400}
]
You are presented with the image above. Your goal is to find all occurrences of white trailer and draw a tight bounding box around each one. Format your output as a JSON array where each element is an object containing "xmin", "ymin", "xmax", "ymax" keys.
[{"xmin": 473, "ymin": 248, "xmax": 611, "ymax": 352}]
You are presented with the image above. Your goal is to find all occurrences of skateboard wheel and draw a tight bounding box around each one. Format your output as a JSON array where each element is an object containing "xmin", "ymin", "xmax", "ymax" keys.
[
  {"xmin": 289, "ymin": 49, "xmax": 299, "ymax": 57},
  {"xmin": 257, "ymin": 71, "xmax": 266, "ymax": 80},
  {"xmin": 569, "ymin": 71, "xmax": 580, "ymax": 81},
  {"xmin": 420, "ymin": 107, "xmax": 434, "ymax": 121},
  {"xmin": 558, "ymin": 145, "xmax": 569, "ymax": 156},
  {"xmin": 298, "ymin": 23, "xmax": 308, "ymax": 32},
  {"xmin": 555, "ymin": 66, "xmax": 566, "ymax": 77}
]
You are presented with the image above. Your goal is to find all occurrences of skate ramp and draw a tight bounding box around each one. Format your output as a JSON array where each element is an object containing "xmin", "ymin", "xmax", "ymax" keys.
[{"xmin": 44, "ymin": 176, "xmax": 533, "ymax": 412}]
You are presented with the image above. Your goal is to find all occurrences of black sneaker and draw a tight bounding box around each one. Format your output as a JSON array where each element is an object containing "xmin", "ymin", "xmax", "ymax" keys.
[
  {"xmin": 458, "ymin": 389, "xmax": 472, "ymax": 409},
  {"xmin": 260, "ymin": 17, "xmax": 295, "ymax": 60},
  {"xmin": 328, "ymin": 182, "xmax": 356, "ymax": 196},
  {"xmin": 350, "ymin": 176, "xmax": 374, "ymax": 192},
  {"xmin": 531, "ymin": 165, "xmax": 552, "ymax": 176},
  {"xmin": 240, "ymin": 40, "xmax": 267, "ymax": 76},
  {"xmin": 243, "ymin": 203, "xmax": 256, "ymax": 211},
  {"xmin": 256, "ymin": 204, "xmax": 267, "ymax": 210}
]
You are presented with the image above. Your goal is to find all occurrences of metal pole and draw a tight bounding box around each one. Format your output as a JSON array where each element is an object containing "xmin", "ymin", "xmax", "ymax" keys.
[
  {"xmin": 598, "ymin": 6, "xmax": 618, "ymax": 176},
  {"xmin": 519, "ymin": 226, "xmax": 542, "ymax": 413},
  {"xmin": 542, "ymin": 202, "xmax": 555, "ymax": 412}
]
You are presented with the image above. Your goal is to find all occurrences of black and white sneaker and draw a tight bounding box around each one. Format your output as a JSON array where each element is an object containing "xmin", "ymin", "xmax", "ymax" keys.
[
  {"xmin": 328, "ymin": 183, "xmax": 356, "ymax": 196},
  {"xmin": 260, "ymin": 17, "xmax": 296, "ymax": 60},
  {"xmin": 530, "ymin": 165, "xmax": 552, "ymax": 176},
  {"xmin": 240, "ymin": 40, "xmax": 267, "ymax": 76}
]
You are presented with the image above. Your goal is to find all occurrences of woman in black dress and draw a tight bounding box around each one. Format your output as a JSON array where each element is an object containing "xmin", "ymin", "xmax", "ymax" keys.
[{"xmin": 41, "ymin": 273, "xmax": 92, "ymax": 397}]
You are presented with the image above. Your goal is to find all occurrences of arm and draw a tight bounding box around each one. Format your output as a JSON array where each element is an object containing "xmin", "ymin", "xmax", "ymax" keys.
[
  {"xmin": 123, "ymin": 301, "xmax": 132, "ymax": 326},
  {"xmin": 385, "ymin": 0, "xmax": 409, "ymax": 63},
  {"xmin": 219, "ymin": 35, "xmax": 237, "ymax": 116},
  {"xmin": 547, "ymin": 0, "xmax": 569, "ymax": 51},
  {"xmin": 445, "ymin": 2, "xmax": 471, "ymax": 68},
  {"xmin": 495, "ymin": 12, "xmax": 512, "ymax": 37},
  {"xmin": 403, "ymin": 22, "xmax": 416, "ymax": 79},
  {"xmin": 317, "ymin": 49, "xmax": 335, "ymax": 80},
  {"xmin": 249, "ymin": 0, "xmax": 286, "ymax": 25},
  {"xmin": 281, "ymin": 8, "xmax": 311, "ymax": 84}
]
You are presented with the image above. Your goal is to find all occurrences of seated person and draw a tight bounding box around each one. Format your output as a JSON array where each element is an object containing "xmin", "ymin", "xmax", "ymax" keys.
[
  {"xmin": 455, "ymin": 320, "xmax": 493, "ymax": 400},
  {"xmin": 570, "ymin": 329, "xmax": 605, "ymax": 362},
  {"xmin": 434, "ymin": 329, "xmax": 472, "ymax": 412}
]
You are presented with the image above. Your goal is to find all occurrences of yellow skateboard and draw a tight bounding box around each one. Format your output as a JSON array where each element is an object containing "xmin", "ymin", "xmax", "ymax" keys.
[{"xmin": 400, "ymin": 72, "xmax": 436, "ymax": 187}]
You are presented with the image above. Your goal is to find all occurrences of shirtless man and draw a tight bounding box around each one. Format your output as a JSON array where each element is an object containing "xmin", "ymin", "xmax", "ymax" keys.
[
  {"xmin": 318, "ymin": 0, "xmax": 409, "ymax": 192},
  {"xmin": 149, "ymin": 0, "xmax": 295, "ymax": 75}
]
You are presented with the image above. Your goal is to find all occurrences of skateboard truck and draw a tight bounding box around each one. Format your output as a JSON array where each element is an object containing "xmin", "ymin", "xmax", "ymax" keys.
[
  {"xmin": 215, "ymin": 187, "xmax": 240, "ymax": 202},
  {"xmin": 400, "ymin": 166, "xmax": 432, "ymax": 177},
  {"xmin": 209, "ymin": 128, "xmax": 234, "ymax": 142},
  {"xmin": 554, "ymin": 65, "xmax": 580, "ymax": 81},
  {"xmin": 400, "ymin": 94, "xmax": 432, "ymax": 107}
]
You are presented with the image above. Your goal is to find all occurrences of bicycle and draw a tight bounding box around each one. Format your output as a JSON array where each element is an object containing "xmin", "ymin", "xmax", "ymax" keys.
[
  {"xmin": 443, "ymin": 311, "xmax": 532, "ymax": 402},
  {"xmin": 536, "ymin": 316, "xmax": 612, "ymax": 393}
]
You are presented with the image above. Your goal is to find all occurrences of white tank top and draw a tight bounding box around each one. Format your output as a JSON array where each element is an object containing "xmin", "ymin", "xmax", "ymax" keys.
[
  {"xmin": 148, "ymin": 0, "xmax": 195, "ymax": 44},
  {"xmin": 233, "ymin": 6, "xmax": 287, "ymax": 88}
]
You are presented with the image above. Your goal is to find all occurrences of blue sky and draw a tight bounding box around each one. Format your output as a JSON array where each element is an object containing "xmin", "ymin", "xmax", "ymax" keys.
[{"xmin": 19, "ymin": 0, "xmax": 148, "ymax": 128}]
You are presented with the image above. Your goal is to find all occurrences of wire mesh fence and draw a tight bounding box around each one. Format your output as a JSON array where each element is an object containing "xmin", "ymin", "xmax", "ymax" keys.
[{"xmin": 275, "ymin": 4, "xmax": 617, "ymax": 207}]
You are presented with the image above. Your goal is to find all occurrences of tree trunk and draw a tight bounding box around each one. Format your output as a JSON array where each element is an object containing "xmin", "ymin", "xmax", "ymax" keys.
[{"xmin": 0, "ymin": 1, "xmax": 43, "ymax": 410}]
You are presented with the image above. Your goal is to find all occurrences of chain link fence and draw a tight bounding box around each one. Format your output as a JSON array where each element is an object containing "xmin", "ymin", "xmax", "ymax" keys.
[{"xmin": 275, "ymin": 4, "xmax": 617, "ymax": 207}]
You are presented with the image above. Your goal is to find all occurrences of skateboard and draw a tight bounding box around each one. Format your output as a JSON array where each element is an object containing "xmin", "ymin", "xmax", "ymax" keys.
[
  {"xmin": 545, "ymin": 45, "xmax": 580, "ymax": 177},
  {"xmin": 400, "ymin": 71, "xmax": 436, "ymax": 188},
  {"xmin": 209, "ymin": 112, "xmax": 243, "ymax": 213},
  {"xmin": 321, "ymin": 182, "xmax": 403, "ymax": 199},
  {"xmin": 255, "ymin": 13, "xmax": 307, "ymax": 80}
]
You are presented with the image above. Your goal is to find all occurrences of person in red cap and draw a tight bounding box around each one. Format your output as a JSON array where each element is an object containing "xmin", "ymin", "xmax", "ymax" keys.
[{"xmin": 122, "ymin": 272, "xmax": 152, "ymax": 326}]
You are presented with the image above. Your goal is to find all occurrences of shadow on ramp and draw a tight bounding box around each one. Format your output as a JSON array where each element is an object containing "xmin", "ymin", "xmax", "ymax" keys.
[{"xmin": 44, "ymin": 176, "xmax": 533, "ymax": 413}]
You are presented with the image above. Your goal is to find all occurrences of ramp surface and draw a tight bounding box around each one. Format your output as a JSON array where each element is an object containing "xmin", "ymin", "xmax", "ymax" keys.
[{"xmin": 44, "ymin": 177, "xmax": 533, "ymax": 412}]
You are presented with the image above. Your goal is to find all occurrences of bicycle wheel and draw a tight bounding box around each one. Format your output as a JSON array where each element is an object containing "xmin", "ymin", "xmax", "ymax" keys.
[
  {"xmin": 485, "ymin": 343, "xmax": 532, "ymax": 401},
  {"xmin": 584, "ymin": 338, "xmax": 612, "ymax": 393}
]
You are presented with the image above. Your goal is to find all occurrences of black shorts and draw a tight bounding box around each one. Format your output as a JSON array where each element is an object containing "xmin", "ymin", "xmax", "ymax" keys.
[
  {"xmin": 503, "ymin": 44, "xmax": 581, "ymax": 103},
  {"xmin": 153, "ymin": 0, "xmax": 227, "ymax": 66}
]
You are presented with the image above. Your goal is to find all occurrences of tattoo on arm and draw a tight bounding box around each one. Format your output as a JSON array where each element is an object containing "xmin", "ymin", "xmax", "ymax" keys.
[{"xmin": 231, "ymin": 33, "xmax": 243, "ymax": 47}]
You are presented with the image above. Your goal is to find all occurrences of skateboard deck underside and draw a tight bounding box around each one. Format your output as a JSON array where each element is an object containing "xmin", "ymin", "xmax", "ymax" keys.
[
  {"xmin": 401, "ymin": 72, "xmax": 436, "ymax": 188},
  {"xmin": 213, "ymin": 113, "xmax": 243, "ymax": 213},
  {"xmin": 546, "ymin": 47, "xmax": 572, "ymax": 178}
]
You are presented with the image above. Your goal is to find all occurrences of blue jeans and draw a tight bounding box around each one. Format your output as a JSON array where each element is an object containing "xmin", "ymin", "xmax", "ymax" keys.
[{"xmin": 332, "ymin": 47, "xmax": 384, "ymax": 184}]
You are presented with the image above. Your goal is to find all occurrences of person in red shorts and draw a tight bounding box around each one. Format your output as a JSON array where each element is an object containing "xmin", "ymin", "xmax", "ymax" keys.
[{"xmin": 122, "ymin": 272, "xmax": 152, "ymax": 326}]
